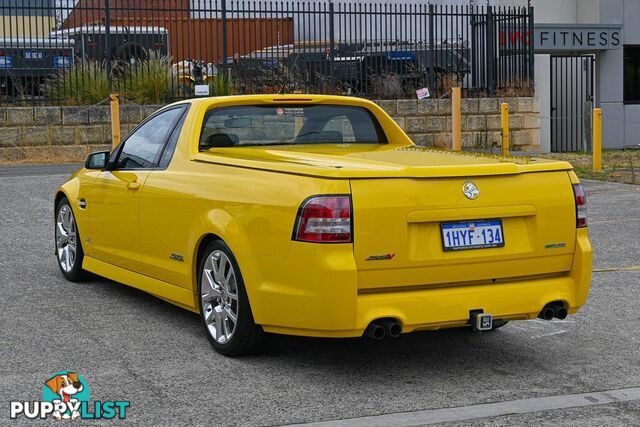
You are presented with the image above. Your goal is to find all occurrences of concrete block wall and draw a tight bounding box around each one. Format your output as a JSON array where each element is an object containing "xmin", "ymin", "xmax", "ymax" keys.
[
  {"xmin": 0, "ymin": 104, "xmax": 161, "ymax": 162},
  {"xmin": 375, "ymin": 97, "xmax": 541, "ymax": 152},
  {"xmin": 0, "ymin": 97, "xmax": 540, "ymax": 163}
]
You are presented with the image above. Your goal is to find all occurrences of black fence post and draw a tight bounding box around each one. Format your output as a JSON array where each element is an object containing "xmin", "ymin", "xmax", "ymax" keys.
[
  {"xmin": 470, "ymin": 8, "xmax": 477, "ymax": 89},
  {"xmin": 104, "ymin": 0, "xmax": 112, "ymax": 91},
  {"xmin": 329, "ymin": 1, "xmax": 336, "ymax": 92},
  {"xmin": 528, "ymin": 5, "xmax": 535, "ymax": 83},
  {"xmin": 486, "ymin": 5, "xmax": 495, "ymax": 96},
  {"xmin": 221, "ymin": 0, "xmax": 228, "ymax": 77},
  {"xmin": 428, "ymin": 4, "xmax": 435, "ymax": 93}
]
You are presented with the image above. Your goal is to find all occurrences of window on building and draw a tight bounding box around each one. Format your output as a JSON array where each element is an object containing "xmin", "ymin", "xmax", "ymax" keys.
[{"xmin": 624, "ymin": 46, "xmax": 640, "ymax": 103}]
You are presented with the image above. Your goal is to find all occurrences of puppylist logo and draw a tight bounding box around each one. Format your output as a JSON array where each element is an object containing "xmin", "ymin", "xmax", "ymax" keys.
[{"xmin": 10, "ymin": 371, "xmax": 130, "ymax": 421}]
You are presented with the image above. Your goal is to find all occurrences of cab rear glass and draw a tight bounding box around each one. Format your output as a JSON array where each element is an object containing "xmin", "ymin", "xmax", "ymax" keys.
[{"xmin": 199, "ymin": 104, "xmax": 388, "ymax": 150}]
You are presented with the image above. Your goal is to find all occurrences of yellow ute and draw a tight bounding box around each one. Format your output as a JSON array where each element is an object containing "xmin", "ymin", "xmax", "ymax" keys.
[{"xmin": 54, "ymin": 95, "xmax": 592, "ymax": 355}]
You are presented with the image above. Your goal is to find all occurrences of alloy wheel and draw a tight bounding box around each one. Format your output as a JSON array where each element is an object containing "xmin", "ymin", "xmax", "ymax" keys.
[
  {"xmin": 55, "ymin": 205, "xmax": 77, "ymax": 273},
  {"xmin": 200, "ymin": 250, "xmax": 239, "ymax": 344}
]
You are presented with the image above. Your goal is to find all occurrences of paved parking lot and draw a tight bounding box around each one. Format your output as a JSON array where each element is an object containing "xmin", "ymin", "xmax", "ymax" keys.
[{"xmin": 1, "ymin": 164, "xmax": 639, "ymax": 426}]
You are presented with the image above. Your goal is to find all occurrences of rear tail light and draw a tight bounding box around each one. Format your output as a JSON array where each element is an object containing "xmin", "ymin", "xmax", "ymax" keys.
[
  {"xmin": 572, "ymin": 184, "xmax": 587, "ymax": 228},
  {"xmin": 293, "ymin": 195, "xmax": 352, "ymax": 243}
]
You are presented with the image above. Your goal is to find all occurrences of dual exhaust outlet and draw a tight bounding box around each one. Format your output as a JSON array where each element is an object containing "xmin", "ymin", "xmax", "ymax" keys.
[
  {"xmin": 538, "ymin": 302, "xmax": 568, "ymax": 321},
  {"xmin": 363, "ymin": 318, "xmax": 402, "ymax": 340},
  {"xmin": 364, "ymin": 303, "xmax": 567, "ymax": 339}
]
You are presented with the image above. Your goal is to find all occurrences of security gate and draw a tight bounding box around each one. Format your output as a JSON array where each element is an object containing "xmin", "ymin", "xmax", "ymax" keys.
[{"xmin": 550, "ymin": 55, "xmax": 595, "ymax": 152}]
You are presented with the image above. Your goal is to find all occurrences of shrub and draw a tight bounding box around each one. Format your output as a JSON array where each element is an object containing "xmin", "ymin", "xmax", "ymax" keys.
[
  {"xmin": 45, "ymin": 61, "xmax": 110, "ymax": 105},
  {"xmin": 125, "ymin": 51, "xmax": 173, "ymax": 104},
  {"xmin": 210, "ymin": 72, "xmax": 236, "ymax": 96}
]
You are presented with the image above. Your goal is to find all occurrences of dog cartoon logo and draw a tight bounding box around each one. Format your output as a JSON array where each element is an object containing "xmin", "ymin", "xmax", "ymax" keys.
[
  {"xmin": 10, "ymin": 371, "xmax": 128, "ymax": 420},
  {"xmin": 43, "ymin": 371, "xmax": 90, "ymax": 420}
]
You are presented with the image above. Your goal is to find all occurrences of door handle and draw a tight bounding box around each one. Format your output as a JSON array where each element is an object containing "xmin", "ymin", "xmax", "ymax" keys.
[{"xmin": 127, "ymin": 182, "xmax": 141, "ymax": 190}]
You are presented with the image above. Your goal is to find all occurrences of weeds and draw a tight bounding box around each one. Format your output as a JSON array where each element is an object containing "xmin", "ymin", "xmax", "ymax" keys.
[{"xmin": 495, "ymin": 78, "xmax": 534, "ymax": 98}]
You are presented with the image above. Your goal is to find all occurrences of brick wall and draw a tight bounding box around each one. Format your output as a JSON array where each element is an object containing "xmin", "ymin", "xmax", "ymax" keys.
[{"xmin": 0, "ymin": 97, "xmax": 540, "ymax": 163}]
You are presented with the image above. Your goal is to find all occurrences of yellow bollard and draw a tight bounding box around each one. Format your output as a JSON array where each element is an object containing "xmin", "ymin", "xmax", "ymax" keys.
[
  {"xmin": 593, "ymin": 108, "xmax": 602, "ymax": 172},
  {"xmin": 501, "ymin": 103, "xmax": 510, "ymax": 157},
  {"xmin": 110, "ymin": 93, "xmax": 121, "ymax": 149},
  {"xmin": 452, "ymin": 87, "xmax": 462, "ymax": 151}
]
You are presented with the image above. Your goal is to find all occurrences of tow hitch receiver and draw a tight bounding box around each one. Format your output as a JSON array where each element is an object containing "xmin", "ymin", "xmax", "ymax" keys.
[{"xmin": 470, "ymin": 310, "xmax": 493, "ymax": 331}]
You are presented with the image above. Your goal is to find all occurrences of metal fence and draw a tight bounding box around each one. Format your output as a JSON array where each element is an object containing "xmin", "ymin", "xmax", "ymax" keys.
[{"xmin": 0, "ymin": 0, "xmax": 534, "ymax": 104}]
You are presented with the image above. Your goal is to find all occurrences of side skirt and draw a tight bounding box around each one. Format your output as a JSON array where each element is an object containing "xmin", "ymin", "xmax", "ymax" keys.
[{"xmin": 82, "ymin": 256, "xmax": 199, "ymax": 313}]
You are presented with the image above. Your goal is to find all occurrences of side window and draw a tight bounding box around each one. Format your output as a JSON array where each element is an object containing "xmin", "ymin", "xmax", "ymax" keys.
[
  {"xmin": 115, "ymin": 107, "xmax": 184, "ymax": 169},
  {"xmin": 158, "ymin": 109, "xmax": 188, "ymax": 168}
]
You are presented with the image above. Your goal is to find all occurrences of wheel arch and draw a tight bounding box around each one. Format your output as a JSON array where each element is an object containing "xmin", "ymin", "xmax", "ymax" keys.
[
  {"xmin": 54, "ymin": 190, "xmax": 68, "ymax": 212},
  {"xmin": 192, "ymin": 232, "xmax": 259, "ymax": 316}
]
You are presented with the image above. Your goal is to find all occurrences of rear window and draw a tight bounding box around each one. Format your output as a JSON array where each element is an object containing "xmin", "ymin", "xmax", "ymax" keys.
[{"xmin": 199, "ymin": 104, "xmax": 387, "ymax": 150}]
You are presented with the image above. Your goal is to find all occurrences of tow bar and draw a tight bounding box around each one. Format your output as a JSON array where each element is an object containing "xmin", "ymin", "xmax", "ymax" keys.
[{"xmin": 470, "ymin": 309, "xmax": 493, "ymax": 331}]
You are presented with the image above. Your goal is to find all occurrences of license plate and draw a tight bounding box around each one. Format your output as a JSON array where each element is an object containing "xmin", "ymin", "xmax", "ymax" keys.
[
  {"xmin": 53, "ymin": 56, "xmax": 72, "ymax": 69},
  {"xmin": 441, "ymin": 219, "xmax": 504, "ymax": 251},
  {"xmin": 24, "ymin": 51, "xmax": 43, "ymax": 59}
]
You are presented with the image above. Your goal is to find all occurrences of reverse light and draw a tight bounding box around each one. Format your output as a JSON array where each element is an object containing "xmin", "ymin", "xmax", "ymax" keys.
[
  {"xmin": 572, "ymin": 184, "xmax": 587, "ymax": 228},
  {"xmin": 293, "ymin": 195, "xmax": 352, "ymax": 243}
]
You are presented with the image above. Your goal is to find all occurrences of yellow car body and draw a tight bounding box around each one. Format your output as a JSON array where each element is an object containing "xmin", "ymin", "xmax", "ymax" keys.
[{"xmin": 56, "ymin": 94, "xmax": 592, "ymax": 342}]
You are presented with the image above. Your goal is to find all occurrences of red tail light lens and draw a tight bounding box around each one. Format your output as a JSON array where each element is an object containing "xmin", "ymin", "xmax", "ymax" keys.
[
  {"xmin": 293, "ymin": 195, "xmax": 352, "ymax": 243},
  {"xmin": 572, "ymin": 184, "xmax": 587, "ymax": 228}
]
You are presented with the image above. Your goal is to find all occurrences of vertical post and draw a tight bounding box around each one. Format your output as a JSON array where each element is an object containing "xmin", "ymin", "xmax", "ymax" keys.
[
  {"xmin": 593, "ymin": 108, "xmax": 602, "ymax": 172},
  {"xmin": 104, "ymin": 0, "xmax": 112, "ymax": 91},
  {"xmin": 470, "ymin": 8, "xmax": 477, "ymax": 88},
  {"xmin": 428, "ymin": 4, "xmax": 435, "ymax": 92},
  {"xmin": 452, "ymin": 87, "xmax": 462, "ymax": 151},
  {"xmin": 328, "ymin": 1, "xmax": 336, "ymax": 92},
  {"xmin": 486, "ymin": 6, "xmax": 495, "ymax": 96},
  {"xmin": 501, "ymin": 102, "xmax": 510, "ymax": 156},
  {"xmin": 221, "ymin": 0, "xmax": 228, "ymax": 76},
  {"xmin": 110, "ymin": 93, "xmax": 121, "ymax": 149},
  {"xmin": 527, "ymin": 5, "xmax": 535, "ymax": 82}
]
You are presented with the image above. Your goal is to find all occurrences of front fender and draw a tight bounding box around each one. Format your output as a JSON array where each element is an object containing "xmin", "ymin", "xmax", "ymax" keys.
[{"xmin": 55, "ymin": 170, "xmax": 95, "ymax": 256}]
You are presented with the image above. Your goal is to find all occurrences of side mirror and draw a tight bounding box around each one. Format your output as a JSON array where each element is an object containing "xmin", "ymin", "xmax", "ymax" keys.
[{"xmin": 85, "ymin": 151, "xmax": 110, "ymax": 170}]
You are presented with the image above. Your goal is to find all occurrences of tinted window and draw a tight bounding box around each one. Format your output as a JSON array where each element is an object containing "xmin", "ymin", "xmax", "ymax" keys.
[
  {"xmin": 199, "ymin": 105, "xmax": 386, "ymax": 150},
  {"xmin": 625, "ymin": 46, "xmax": 640, "ymax": 103},
  {"xmin": 116, "ymin": 108, "xmax": 184, "ymax": 169}
]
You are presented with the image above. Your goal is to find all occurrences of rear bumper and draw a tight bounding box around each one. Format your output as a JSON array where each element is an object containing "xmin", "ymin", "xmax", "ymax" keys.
[{"xmin": 243, "ymin": 229, "xmax": 592, "ymax": 338}]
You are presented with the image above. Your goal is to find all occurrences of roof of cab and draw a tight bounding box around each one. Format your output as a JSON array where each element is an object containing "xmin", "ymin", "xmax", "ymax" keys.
[{"xmin": 168, "ymin": 94, "xmax": 379, "ymax": 109}]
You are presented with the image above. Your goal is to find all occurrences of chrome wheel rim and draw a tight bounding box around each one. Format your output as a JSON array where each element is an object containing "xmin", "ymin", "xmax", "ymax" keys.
[
  {"xmin": 56, "ymin": 205, "xmax": 77, "ymax": 273},
  {"xmin": 200, "ymin": 250, "xmax": 239, "ymax": 344}
]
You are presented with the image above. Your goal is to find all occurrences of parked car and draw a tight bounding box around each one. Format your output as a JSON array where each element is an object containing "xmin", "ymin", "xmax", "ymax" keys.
[{"xmin": 54, "ymin": 95, "xmax": 592, "ymax": 356}]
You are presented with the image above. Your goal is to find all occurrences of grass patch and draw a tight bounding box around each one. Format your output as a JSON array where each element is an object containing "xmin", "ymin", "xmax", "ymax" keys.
[{"xmin": 541, "ymin": 150, "xmax": 639, "ymax": 185}]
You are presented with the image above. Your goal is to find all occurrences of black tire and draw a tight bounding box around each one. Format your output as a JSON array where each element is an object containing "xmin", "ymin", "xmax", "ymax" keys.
[
  {"xmin": 198, "ymin": 240, "xmax": 265, "ymax": 356},
  {"xmin": 54, "ymin": 198, "xmax": 87, "ymax": 282}
]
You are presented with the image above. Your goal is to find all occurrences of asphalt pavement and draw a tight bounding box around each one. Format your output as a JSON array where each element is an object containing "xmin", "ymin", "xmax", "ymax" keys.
[{"xmin": 1, "ymin": 163, "xmax": 639, "ymax": 426}]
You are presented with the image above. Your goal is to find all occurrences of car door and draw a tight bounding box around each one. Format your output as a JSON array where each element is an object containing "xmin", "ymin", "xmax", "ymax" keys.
[
  {"xmin": 137, "ymin": 107, "xmax": 193, "ymax": 288},
  {"xmin": 87, "ymin": 106, "xmax": 187, "ymax": 272}
]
